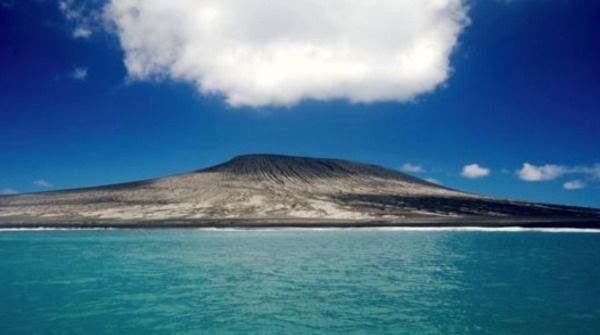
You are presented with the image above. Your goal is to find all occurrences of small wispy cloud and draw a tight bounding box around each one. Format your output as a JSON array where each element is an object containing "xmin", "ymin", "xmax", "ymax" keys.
[
  {"xmin": 400, "ymin": 163, "xmax": 424, "ymax": 174},
  {"xmin": 59, "ymin": 0, "xmax": 82, "ymax": 20},
  {"xmin": 563, "ymin": 180, "xmax": 585, "ymax": 190},
  {"xmin": 59, "ymin": 0, "xmax": 101, "ymax": 39},
  {"xmin": 461, "ymin": 164, "xmax": 490, "ymax": 179},
  {"xmin": 73, "ymin": 26, "xmax": 92, "ymax": 39},
  {"xmin": 33, "ymin": 179, "xmax": 53, "ymax": 188},
  {"xmin": 71, "ymin": 66, "xmax": 88, "ymax": 80},
  {"xmin": 581, "ymin": 164, "xmax": 600, "ymax": 180},
  {"xmin": 1, "ymin": 188, "xmax": 18, "ymax": 195}
]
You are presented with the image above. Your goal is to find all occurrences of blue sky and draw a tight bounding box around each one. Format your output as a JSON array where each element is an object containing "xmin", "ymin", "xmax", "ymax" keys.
[{"xmin": 0, "ymin": 0, "xmax": 599, "ymax": 207}]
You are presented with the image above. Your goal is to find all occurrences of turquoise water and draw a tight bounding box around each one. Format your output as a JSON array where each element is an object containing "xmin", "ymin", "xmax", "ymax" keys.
[{"xmin": 1, "ymin": 229, "xmax": 599, "ymax": 334}]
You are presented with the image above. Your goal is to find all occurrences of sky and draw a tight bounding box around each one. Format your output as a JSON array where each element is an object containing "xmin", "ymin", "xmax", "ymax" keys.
[{"xmin": 0, "ymin": 0, "xmax": 599, "ymax": 208}]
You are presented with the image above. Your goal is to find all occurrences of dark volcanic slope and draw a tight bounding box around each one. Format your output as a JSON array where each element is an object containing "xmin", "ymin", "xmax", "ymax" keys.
[
  {"xmin": 204, "ymin": 154, "xmax": 442, "ymax": 187},
  {"xmin": 0, "ymin": 154, "xmax": 599, "ymax": 226}
]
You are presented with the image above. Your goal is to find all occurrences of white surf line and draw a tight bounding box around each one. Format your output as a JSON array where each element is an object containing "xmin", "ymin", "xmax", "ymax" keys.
[
  {"xmin": 1, "ymin": 226, "xmax": 599, "ymax": 233},
  {"xmin": 0, "ymin": 227, "xmax": 114, "ymax": 232},
  {"xmin": 370, "ymin": 227, "xmax": 600, "ymax": 233},
  {"xmin": 194, "ymin": 226, "xmax": 600, "ymax": 233}
]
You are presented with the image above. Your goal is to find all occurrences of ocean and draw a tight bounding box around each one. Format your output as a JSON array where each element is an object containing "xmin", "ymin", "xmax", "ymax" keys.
[{"xmin": 1, "ymin": 228, "xmax": 599, "ymax": 334}]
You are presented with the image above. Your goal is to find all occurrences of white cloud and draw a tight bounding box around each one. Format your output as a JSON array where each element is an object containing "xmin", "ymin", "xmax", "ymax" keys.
[
  {"xmin": 1, "ymin": 188, "xmax": 18, "ymax": 195},
  {"xmin": 33, "ymin": 179, "xmax": 52, "ymax": 188},
  {"xmin": 461, "ymin": 163, "xmax": 490, "ymax": 179},
  {"xmin": 60, "ymin": 0, "xmax": 102, "ymax": 39},
  {"xmin": 579, "ymin": 164, "xmax": 600, "ymax": 180},
  {"xmin": 105, "ymin": 0, "xmax": 468, "ymax": 107},
  {"xmin": 516, "ymin": 163, "xmax": 600, "ymax": 189},
  {"xmin": 516, "ymin": 163, "xmax": 566, "ymax": 182},
  {"xmin": 73, "ymin": 26, "xmax": 92, "ymax": 39},
  {"xmin": 401, "ymin": 163, "xmax": 424, "ymax": 173},
  {"xmin": 563, "ymin": 180, "xmax": 585, "ymax": 190},
  {"xmin": 60, "ymin": 0, "xmax": 82, "ymax": 21},
  {"xmin": 71, "ymin": 67, "xmax": 88, "ymax": 80}
]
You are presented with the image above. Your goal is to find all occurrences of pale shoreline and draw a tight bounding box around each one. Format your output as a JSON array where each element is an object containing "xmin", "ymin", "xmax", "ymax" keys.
[
  {"xmin": 1, "ymin": 226, "xmax": 600, "ymax": 233},
  {"xmin": 0, "ymin": 216, "xmax": 599, "ymax": 230}
]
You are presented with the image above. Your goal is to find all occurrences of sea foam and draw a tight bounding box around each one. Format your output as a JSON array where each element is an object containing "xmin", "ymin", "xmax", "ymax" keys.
[{"xmin": 0, "ymin": 226, "xmax": 598, "ymax": 233}]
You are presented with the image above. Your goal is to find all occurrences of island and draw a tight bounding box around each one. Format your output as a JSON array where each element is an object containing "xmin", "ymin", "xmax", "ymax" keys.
[{"xmin": 1, "ymin": 154, "xmax": 599, "ymax": 229}]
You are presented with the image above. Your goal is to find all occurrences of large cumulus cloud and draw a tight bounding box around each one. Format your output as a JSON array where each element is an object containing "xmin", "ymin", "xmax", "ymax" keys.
[{"xmin": 105, "ymin": 0, "xmax": 468, "ymax": 107}]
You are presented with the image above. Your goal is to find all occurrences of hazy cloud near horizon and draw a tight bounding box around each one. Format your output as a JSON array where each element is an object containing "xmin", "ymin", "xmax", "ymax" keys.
[
  {"xmin": 104, "ymin": 0, "xmax": 468, "ymax": 107},
  {"xmin": 425, "ymin": 178, "xmax": 441, "ymax": 185},
  {"xmin": 563, "ymin": 180, "xmax": 585, "ymax": 190},
  {"xmin": 0, "ymin": 188, "xmax": 18, "ymax": 195},
  {"xmin": 33, "ymin": 179, "xmax": 53, "ymax": 188},
  {"xmin": 517, "ymin": 163, "xmax": 566, "ymax": 182},
  {"xmin": 400, "ymin": 163, "xmax": 424, "ymax": 173},
  {"xmin": 517, "ymin": 163, "xmax": 600, "ymax": 183}
]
